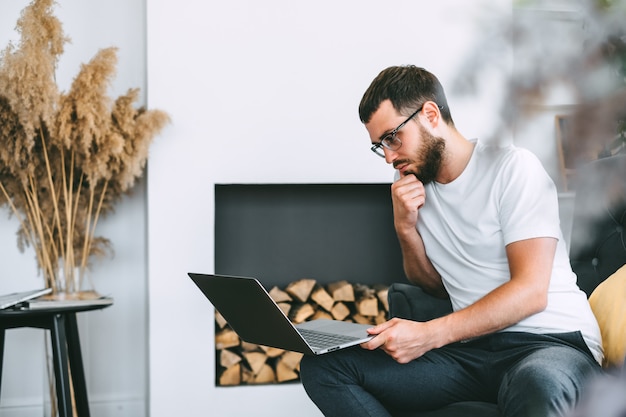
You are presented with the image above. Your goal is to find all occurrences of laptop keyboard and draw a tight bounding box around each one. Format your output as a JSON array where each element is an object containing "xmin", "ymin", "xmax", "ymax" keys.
[{"xmin": 298, "ymin": 328, "xmax": 360, "ymax": 349}]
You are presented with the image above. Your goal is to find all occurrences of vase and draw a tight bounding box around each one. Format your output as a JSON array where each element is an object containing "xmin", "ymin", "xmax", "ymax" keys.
[{"xmin": 50, "ymin": 265, "xmax": 99, "ymax": 301}]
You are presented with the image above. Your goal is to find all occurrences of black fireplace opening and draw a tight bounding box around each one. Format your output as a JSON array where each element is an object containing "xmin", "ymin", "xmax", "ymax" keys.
[{"xmin": 214, "ymin": 183, "xmax": 405, "ymax": 288}]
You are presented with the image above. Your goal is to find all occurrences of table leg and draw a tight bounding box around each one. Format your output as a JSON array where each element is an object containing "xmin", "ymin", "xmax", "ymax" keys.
[
  {"xmin": 66, "ymin": 313, "xmax": 90, "ymax": 417},
  {"xmin": 0, "ymin": 328, "xmax": 5, "ymax": 395},
  {"xmin": 50, "ymin": 314, "xmax": 72, "ymax": 417}
]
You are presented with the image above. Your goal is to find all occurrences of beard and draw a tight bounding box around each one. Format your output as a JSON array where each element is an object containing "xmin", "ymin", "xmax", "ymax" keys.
[{"xmin": 404, "ymin": 126, "xmax": 446, "ymax": 184}]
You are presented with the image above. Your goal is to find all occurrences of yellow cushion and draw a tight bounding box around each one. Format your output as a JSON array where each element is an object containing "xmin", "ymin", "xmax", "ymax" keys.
[{"xmin": 588, "ymin": 264, "xmax": 626, "ymax": 368}]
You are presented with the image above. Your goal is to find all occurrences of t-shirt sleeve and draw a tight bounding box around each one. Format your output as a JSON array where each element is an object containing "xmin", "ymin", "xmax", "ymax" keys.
[{"xmin": 498, "ymin": 148, "xmax": 562, "ymax": 245}]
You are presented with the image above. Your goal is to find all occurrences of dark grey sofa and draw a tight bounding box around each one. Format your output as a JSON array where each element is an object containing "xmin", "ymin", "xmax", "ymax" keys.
[{"xmin": 386, "ymin": 154, "xmax": 626, "ymax": 417}]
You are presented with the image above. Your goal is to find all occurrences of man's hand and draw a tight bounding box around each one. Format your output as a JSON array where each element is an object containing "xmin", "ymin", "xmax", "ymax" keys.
[
  {"xmin": 391, "ymin": 174, "xmax": 426, "ymax": 234},
  {"xmin": 360, "ymin": 318, "xmax": 440, "ymax": 364}
]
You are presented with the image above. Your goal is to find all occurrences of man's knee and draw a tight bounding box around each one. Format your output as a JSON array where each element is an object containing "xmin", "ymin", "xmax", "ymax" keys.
[
  {"xmin": 299, "ymin": 354, "xmax": 325, "ymax": 390},
  {"xmin": 503, "ymin": 363, "xmax": 577, "ymax": 405},
  {"xmin": 300, "ymin": 350, "xmax": 355, "ymax": 389},
  {"xmin": 498, "ymin": 347, "xmax": 599, "ymax": 417}
]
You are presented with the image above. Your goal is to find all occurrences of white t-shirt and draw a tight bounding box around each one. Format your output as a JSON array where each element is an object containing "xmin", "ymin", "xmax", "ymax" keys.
[{"xmin": 406, "ymin": 140, "xmax": 603, "ymax": 363}]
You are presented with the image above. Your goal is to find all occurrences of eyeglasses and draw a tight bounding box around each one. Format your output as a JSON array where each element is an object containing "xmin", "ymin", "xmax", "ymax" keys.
[{"xmin": 370, "ymin": 105, "xmax": 423, "ymax": 158}]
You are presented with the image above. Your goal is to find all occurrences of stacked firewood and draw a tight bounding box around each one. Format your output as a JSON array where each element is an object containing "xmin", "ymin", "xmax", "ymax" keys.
[{"xmin": 214, "ymin": 279, "xmax": 390, "ymax": 386}]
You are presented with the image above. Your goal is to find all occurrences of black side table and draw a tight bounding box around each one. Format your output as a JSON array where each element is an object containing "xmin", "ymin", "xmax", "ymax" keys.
[{"xmin": 0, "ymin": 303, "xmax": 111, "ymax": 417}]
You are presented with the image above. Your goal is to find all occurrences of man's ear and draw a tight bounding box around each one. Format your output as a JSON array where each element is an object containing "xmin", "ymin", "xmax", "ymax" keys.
[{"xmin": 421, "ymin": 101, "xmax": 441, "ymax": 128}]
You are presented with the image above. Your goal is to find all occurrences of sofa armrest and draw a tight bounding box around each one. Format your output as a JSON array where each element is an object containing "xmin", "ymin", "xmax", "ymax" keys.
[
  {"xmin": 569, "ymin": 154, "xmax": 626, "ymax": 296},
  {"xmin": 388, "ymin": 283, "xmax": 453, "ymax": 321}
]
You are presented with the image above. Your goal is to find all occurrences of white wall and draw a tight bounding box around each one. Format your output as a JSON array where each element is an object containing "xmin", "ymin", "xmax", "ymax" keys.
[
  {"xmin": 0, "ymin": 1, "xmax": 148, "ymax": 416},
  {"xmin": 146, "ymin": 1, "xmax": 511, "ymax": 416}
]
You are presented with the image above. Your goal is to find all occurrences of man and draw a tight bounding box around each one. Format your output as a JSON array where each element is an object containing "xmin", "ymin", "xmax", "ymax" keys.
[{"xmin": 300, "ymin": 65, "xmax": 603, "ymax": 417}]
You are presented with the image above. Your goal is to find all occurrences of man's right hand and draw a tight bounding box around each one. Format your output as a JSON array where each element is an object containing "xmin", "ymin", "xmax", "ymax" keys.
[{"xmin": 391, "ymin": 174, "xmax": 426, "ymax": 234}]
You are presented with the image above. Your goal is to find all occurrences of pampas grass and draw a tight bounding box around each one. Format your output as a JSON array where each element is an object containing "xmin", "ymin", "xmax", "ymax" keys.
[{"xmin": 0, "ymin": 0, "xmax": 170, "ymax": 293}]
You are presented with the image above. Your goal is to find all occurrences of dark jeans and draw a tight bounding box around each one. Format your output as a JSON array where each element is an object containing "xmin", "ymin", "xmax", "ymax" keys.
[{"xmin": 300, "ymin": 331, "xmax": 600, "ymax": 417}]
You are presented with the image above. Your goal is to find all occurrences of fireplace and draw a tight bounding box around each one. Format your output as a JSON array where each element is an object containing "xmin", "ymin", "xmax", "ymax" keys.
[{"xmin": 213, "ymin": 183, "xmax": 405, "ymax": 385}]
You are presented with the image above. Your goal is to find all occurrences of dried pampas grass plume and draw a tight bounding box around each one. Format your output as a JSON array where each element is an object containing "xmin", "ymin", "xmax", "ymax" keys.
[
  {"xmin": 0, "ymin": 0, "xmax": 170, "ymax": 292},
  {"xmin": 0, "ymin": 0, "xmax": 64, "ymax": 139}
]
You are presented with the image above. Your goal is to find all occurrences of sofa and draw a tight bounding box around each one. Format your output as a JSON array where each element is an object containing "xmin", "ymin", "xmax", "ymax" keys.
[{"xmin": 386, "ymin": 154, "xmax": 626, "ymax": 417}]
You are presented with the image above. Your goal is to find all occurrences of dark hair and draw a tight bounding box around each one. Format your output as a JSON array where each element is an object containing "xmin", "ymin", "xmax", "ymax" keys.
[{"xmin": 358, "ymin": 65, "xmax": 454, "ymax": 126}]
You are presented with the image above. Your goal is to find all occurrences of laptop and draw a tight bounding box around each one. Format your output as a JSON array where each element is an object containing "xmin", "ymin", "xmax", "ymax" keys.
[
  {"xmin": 0, "ymin": 288, "xmax": 52, "ymax": 310},
  {"xmin": 188, "ymin": 273, "xmax": 374, "ymax": 355}
]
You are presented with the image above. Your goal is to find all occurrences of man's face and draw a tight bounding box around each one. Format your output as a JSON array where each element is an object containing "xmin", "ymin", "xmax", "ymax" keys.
[{"xmin": 365, "ymin": 100, "xmax": 445, "ymax": 184}]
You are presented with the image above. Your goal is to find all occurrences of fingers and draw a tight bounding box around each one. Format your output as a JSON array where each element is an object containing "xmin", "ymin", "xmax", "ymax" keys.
[
  {"xmin": 360, "ymin": 319, "xmax": 396, "ymax": 350},
  {"xmin": 361, "ymin": 318, "xmax": 404, "ymax": 351},
  {"xmin": 366, "ymin": 319, "xmax": 395, "ymax": 335},
  {"xmin": 391, "ymin": 175, "xmax": 425, "ymax": 201},
  {"xmin": 360, "ymin": 319, "xmax": 429, "ymax": 363},
  {"xmin": 392, "ymin": 175, "xmax": 425, "ymax": 207},
  {"xmin": 392, "ymin": 176, "xmax": 425, "ymax": 230}
]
